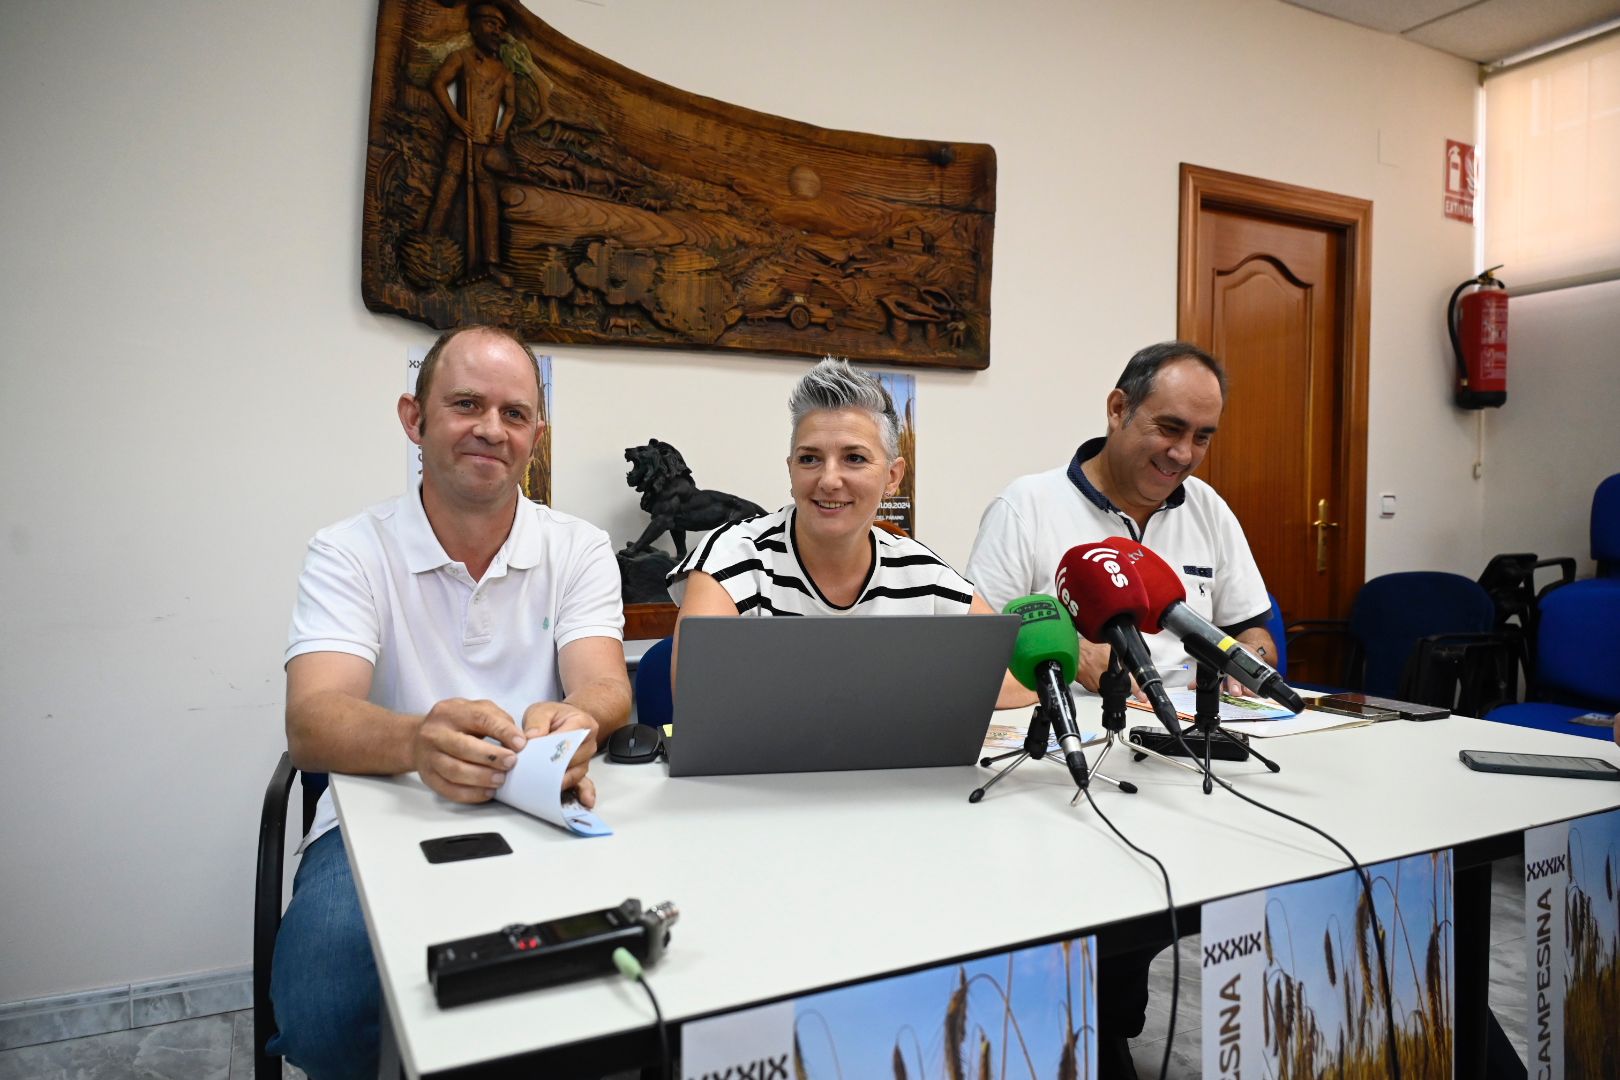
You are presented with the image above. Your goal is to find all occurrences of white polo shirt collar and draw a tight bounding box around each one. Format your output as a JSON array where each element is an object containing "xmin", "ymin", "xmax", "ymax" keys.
[{"xmin": 397, "ymin": 485, "xmax": 543, "ymax": 579}]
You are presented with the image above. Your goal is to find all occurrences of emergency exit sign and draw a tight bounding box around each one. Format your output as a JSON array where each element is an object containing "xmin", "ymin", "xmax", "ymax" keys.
[{"xmin": 1445, "ymin": 139, "xmax": 1476, "ymax": 224}]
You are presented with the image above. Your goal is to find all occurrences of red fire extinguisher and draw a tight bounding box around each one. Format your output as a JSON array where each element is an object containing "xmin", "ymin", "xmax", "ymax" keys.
[{"xmin": 1448, "ymin": 265, "xmax": 1507, "ymax": 409}]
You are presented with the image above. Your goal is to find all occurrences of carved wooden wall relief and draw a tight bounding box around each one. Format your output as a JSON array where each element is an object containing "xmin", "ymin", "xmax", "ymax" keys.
[{"xmin": 362, "ymin": 1, "xmax": 996, "ymax": 369}]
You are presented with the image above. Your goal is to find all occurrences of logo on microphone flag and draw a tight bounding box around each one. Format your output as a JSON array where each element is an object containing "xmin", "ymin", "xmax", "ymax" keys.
[
  {"xmin": 1200, "ymin": 851, "xmax": 1454, "ymax": 1079},
  {"xmin": 1077, "ymin": 546, "xmax": 1129, "ymax": 588},
  {"xmin": 1008, "ymin": 596, "xmax": 1062, "ymax": 623},
  {"xmin": 1522, "ymin": 807, "xmax": 1620, "ymax": 1078}
]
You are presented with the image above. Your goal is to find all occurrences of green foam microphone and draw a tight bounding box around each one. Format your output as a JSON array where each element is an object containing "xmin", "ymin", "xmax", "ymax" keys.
[
  {"xmin": 1004, "ymin": 594, "xmax": 1081, "ymax": 691},
  {"xmin": 1002, "ymin": 594, "xmax": 1089, "ymax": 788}
]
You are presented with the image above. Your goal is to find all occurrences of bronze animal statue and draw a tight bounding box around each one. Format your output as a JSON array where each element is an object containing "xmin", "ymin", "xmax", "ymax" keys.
[{"xmin": 623, "ymin": 439, "xmax": 764, "ymax": 558}]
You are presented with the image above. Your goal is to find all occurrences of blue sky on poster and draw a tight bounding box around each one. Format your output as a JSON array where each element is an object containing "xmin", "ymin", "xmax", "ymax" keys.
[
  {"xmin": 793, "ymin": 939, "xmax": 1092, "ymax": 1079},
  {"xmin": 1260, "ymin": 852, "xmax": 1452, "ymax": 1038}
]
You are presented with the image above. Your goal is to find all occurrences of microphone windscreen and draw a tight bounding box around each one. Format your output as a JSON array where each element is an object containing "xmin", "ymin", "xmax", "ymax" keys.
[
  {"xmin": 1003, "ymin": 594, "xmax": 1080, "ymax": 689},
  {"xmin": 1105, "ymin": 537, "xmax": 1184, "ymax": 633},
  {"xmin": 1053, "ymin": 543, "xmax": 1152, "ymax": 643}
]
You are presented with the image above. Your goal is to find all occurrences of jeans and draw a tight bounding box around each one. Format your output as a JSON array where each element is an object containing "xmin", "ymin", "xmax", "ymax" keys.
[{"xmin": 268, "ymin": 829, "xmax": 380, "ymax": 1080}]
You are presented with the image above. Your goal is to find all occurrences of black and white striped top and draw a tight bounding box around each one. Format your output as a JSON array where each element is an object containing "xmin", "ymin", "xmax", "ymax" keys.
[{"xmin": 667, "ymin": 506, "xmax": 976, "ymax": 616}]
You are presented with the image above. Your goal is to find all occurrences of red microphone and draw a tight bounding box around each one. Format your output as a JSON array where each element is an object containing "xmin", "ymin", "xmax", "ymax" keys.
[
  {"xmin": 1054, "ymin": 542, "xmax": 1151, "ymax": 642},
  {"xmin": 1112, "ymin": 537, "xmax": 1181, "ymax": 634},
  {"xmin": 1105, "ymin": 536, "xmax": 1305, "ymax": 713},
  {"xmin": 1054, "ymin": 541, "xmax": 1181, "ymax": 733}
]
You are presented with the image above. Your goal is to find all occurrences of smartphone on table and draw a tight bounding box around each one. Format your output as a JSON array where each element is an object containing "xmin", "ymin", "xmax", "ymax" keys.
[
  {"xmin": 1309, "ymin": 697, "xmax": 1400, "ymax": 722},
  {"xmin": 1458, "ymin": 750, "xmax": 1620, "ymax": 781},
  {"xmin": 1317, "ymin": 693, "xmax": 1448, "ymax": 721}
]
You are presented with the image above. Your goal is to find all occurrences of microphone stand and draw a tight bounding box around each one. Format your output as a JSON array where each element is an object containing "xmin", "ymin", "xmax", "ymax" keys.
[
  {"xmin": 971, "ymin": 706, "xmax": 1054, "ymax": 803},
  {"xmin": 1185, "ymin": 655, "xmax": 1282, "ymax": 793},
  {"xmin": 1090, "ymin": 655, "xmax": 1203, "ymax": 799},
  {"xmin": 971, "ymin": 705, "xmax": 1137, "ymax": 804}
]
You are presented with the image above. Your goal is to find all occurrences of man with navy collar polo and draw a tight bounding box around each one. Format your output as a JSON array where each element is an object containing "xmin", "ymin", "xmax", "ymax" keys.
[
  {"xmin": 967, "ymin": 340, "xmax": 1273, "ymax": 1080},
  {"xmin": 967, "ymin": 340, "xmax": 1275, "ymax": 694},
  {"xmin": 270, "ymin": 325, "xmax": 631, "ymax": 1079}
]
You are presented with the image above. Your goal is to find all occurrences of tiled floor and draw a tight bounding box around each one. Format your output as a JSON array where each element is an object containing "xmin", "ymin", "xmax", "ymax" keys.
[
  {"xmin": 0, "ymin": 1012, "xmax": 303, "ymax": 1080},
  {"xmin": 1, "ymin": 859, "xmax": 1528, "ymax": 1079}
]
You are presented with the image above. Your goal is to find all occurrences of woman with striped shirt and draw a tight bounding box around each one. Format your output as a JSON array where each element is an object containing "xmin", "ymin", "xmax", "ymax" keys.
[{"xmin": 668, "ymin": 358, "xmax": 1030, "ymax": 706}]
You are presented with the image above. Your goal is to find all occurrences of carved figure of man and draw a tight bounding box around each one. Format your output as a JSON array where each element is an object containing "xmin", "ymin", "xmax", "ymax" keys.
[{"xmin": 424, "ymin": 3, "xmax": 516, "ymax": 287}]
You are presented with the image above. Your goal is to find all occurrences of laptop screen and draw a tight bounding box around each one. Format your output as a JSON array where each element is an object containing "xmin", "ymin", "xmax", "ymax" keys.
[{"xmin": 667, "ymin": 614, "xmax": 1017, "ymax": 777}]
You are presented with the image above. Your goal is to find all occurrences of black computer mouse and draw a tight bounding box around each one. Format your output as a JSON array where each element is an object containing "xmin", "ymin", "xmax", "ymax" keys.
[{"xmin": 607, "ymin": 723, "xmax": 664, "ymax": 764}]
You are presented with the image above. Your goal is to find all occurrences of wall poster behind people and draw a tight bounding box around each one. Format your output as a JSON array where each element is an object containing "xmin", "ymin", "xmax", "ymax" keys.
[
  {"xmin": 1523, "ymin": 808, "xmax": 1620, "ymax": 1078},
  {"xmin": 406, "ymin": 344, "xmax": 552, "ymax": 505},
  {"xmin": 363, "ymin": 0, "xmax": 996, "ymax": 370},
  {"xmin": 875, "ymin": 371, "xmax": 916, "ymax": 536},
  {"xmin": 1201, "ymin": 851, "xmax": 1454, "ymax": 1078}
]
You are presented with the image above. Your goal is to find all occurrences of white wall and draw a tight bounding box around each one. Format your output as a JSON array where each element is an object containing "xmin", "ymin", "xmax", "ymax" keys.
[
  {"xmin": 1480, "ymin": 279, "xmax": 1620, "ymax": 574},
  {"xmin": 0, "ymin": 0, "xmax": 1483, "ymax": 1000}
]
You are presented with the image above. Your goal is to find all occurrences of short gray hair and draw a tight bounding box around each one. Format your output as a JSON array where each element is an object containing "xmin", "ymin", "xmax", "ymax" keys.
[
  {"xmin": 788, "ymin": 357, "xmax": 901, "ymax": 461},
  {"xmin": 1115, "ymin": 341, "xmax": 1227, "ymax": 419}
]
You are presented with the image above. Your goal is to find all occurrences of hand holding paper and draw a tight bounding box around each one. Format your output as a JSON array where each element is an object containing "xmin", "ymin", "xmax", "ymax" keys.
[{"xmin": 492, "ymin": 729, "xmax": 613, "ymax": 837}]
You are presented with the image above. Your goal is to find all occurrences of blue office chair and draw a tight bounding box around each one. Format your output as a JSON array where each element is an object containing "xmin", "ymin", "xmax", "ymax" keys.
[
  {"xmin": 1286, "ymin": 572, "xmax": 1510, "ymax": 713},
  {"xmin": 634, "ymin": 636, "xmax": 675, "ymax": 730},
  {"xmin": 255, "ymin": 758, "xmax": 327, "ymax": 1078},
  {"xmin": 1263, "ymin": 593, "xmax": 1288, "ymax": 677},
  {"xmin": 1485, "ymin": 578, "xmax": 1620, "ymax": 739},
  {"xmin": 1593, "ymin": 473, "xmax": 1620, "ymax": 578}
]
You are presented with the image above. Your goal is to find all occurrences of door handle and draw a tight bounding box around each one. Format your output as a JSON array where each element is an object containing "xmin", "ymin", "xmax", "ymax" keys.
[{"xmin": 1312, "ymin": 497, "xmax": 1340, "ymax": 573}]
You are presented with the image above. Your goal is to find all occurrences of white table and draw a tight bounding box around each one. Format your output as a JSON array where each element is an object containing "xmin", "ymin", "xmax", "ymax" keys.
[{"xmin": 332, "ymin": 707, "xmax": 1620, "ymax": 1077}]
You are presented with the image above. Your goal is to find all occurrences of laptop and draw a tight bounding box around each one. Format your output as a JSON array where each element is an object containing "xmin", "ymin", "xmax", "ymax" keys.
[{"xmin": 665, "ymin": 614, "xmax": 1019, "ymax": 777}]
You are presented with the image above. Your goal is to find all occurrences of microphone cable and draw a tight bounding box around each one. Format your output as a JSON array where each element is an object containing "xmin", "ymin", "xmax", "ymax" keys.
[
  {"xmin": 1077, "ymin": 781, "xmax": 1179, "ymax": 1080},
  {"xmin": 1159, "ymin": 724, "xmax": 1404, "ymax": 1080},
  {"xmin": 613, "ymin": 947, "xmax": 671, "ymax": 1080}
]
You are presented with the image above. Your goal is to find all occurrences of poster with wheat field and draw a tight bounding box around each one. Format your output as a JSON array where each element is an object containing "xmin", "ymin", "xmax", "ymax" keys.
[
  {"xmin": 875, "ymin": 372, "xmax": 916, "ymax": 537},
  {"xmin": 1201, "ymin": 851, "xmax": 1455, "ymax": 1079},
  {"xmin": 406, "ymin": 345, "xmax": 554, "ymax": 505},
  {"xmin": 1523, "ymin": 807, "xmax": 1620, "ymax": 1079},
  {"xmin": 681, "ymin": 936, "xmax": 1096, "ymax": 1079}
]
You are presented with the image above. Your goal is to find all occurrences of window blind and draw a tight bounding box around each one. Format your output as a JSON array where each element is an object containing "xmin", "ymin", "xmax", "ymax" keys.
[{"xmin": 1484, "ymin": 31, "xmax": 1620, "ymax": 292}]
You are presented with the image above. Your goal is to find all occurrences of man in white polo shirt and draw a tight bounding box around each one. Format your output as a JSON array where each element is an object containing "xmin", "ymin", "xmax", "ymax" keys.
[
  {"xmin": 966, "ymin": 340, "xmax": 1272, "ymax": 1080},
  {"xmin": 269, "ymin": 325, "xmax": 631, "ymax": 1080},
  {"xmin": 967, "ymin": 340, "xmax": 1274, "ymax": 693}
]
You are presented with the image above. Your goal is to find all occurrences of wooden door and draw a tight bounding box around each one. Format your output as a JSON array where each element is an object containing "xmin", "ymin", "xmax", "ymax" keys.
[{"xmin": 1178, "ymin": 166, "xmax": 1371, "ymax": 684}]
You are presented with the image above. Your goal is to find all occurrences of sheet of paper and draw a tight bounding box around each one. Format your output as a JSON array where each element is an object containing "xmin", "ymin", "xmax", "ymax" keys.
[
  {"xmin": 1126, "ymin": 687, "xmax": 1297, "ymax": 723},
  {"xmin": 492, "ymin": 729, "xmax": 613, "ymax": 837},
  {"xmin": 1221, "ymin": 710, "xmax": 1375, "ymax": 738},
  {"xmin": 983, "ymin": 708, "xmax": 1109, "ymax": 752},
  {"xmin": 983, "ymin": 722, "xmax": 1061, "ymax": 753}
]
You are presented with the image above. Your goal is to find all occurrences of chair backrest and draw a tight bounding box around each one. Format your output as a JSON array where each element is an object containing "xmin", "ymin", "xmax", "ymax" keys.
[
  {"xmin": 1264, "ymin": 593, "xmax": 1288, "ymax": 676},
  {"xmin": 1349, "ymin": 572, "xmax": 1496, "ymax": 697},
  {"xmin": 1593, "ymin": 473, "xmax": 1620, "ymax": 577},
  {"xmin": 634, "ymin": 635, "xmax": 675, "ymax": 730},
  {"xmin": 1477, "ymin": 552, "xmax": 1541, "ymax": 629},
  {"xmin": 1536, "ymin": 578, "xmax": 1620, "ymax": 708}
]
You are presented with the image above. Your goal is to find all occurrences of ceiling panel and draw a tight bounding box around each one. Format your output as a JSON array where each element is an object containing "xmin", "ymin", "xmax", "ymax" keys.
[
  {"xmin": 1282, "ymin": 0, "xmax": 1467, "ymax": 35},
  {"xmin": 1280, "ymin": 0, "xmax": 1620, "ymax": 62},
  {"xmin": 1403, "ymin": 0, "xmax": 1620, "ymax": 62}
]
